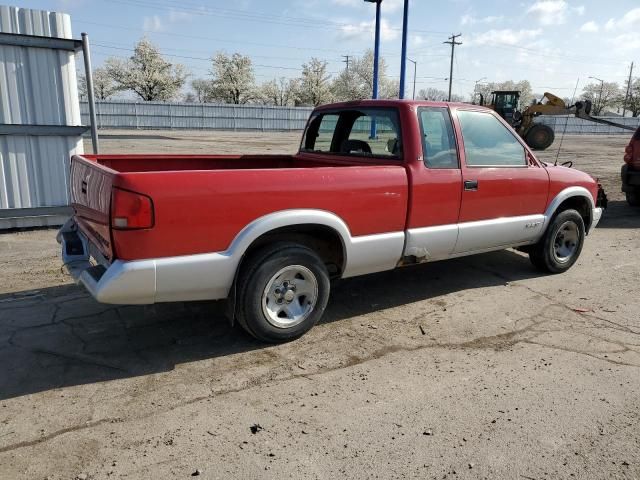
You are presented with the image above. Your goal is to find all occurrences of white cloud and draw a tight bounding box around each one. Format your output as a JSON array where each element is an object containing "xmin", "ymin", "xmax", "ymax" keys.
[
  {"xmin": 331, "ymin": 0, "xmax": 404, "ymax": 13},
  {"xmin": 461, "ymin": 14, "xmax": 504, "ymax": 26},
  {"xmin": 143, "ymin": 15, "xmax": 163, "ymax": 32},
  {"xmin": 527, "ymin": 0, "xmax": 568, "ymax": 25},
  {"xmin": 603, "ymin": 7, "xmax": 640, "ymax": 31},
  {"xmin": 143, "ymin": 9, "xmax": 193, "ymax": 32},
  {"xmin": 411, "ymin": 34, "xmax": 425, "ymax": 47},
  {"xmin": 467, "ymin": 28, "xmax": 542, "ymax": 46},
  {"xmin": 606, "ymin": 32, "xmax": 640, "ymax": 55},
  {"xmin": 526, "ymin": 1, "xmax": 584, "ymax": 26},
  {"xmin": 579, "ymin": 21, "xmax": 598, "ymax": 33},
  {"xmin": 338, "ymin": 18, "xmax": 399, "ymax": 41}
]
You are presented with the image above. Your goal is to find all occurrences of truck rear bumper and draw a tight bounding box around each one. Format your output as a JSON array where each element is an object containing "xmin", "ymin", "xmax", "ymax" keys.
[{"xmin": 57, "ymin": 220, "xmax": 236, "ymax": 304}]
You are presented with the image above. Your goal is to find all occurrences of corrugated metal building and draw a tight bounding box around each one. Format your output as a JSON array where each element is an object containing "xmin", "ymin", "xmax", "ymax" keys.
[{"xmin": 0, "ymin": 5, "xmax": 83, "ymax": 228}]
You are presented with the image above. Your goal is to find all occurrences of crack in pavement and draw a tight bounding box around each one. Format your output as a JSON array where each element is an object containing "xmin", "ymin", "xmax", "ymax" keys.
[{"xmin": 2, "ymin": 300, "xmax": 639, "ymax": 455}]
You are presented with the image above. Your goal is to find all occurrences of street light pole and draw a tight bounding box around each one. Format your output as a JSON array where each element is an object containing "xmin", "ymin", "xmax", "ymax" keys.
[
  {"xmin": 407, "ymin": 58, "xmax": 417, "ymax": 99},
  {"xmin": 365, "ymin": 0, "xmax": 382, "ymax": 138},
  {"xmin": 589, "ymin": 76, "xmax": 605, "ymax": 115},
  {"xmin": 399, "ymin": 0, "xmax": 409, "ymax": 99}
]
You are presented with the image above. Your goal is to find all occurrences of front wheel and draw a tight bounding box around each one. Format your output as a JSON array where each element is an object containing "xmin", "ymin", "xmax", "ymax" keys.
[
  {"xmin": 236, "ymin": 242, "xmax": 330, "ymax": 343},
  {"xmin": 529, "ymin": 209, "xmax": 585, "ymax": 273}
]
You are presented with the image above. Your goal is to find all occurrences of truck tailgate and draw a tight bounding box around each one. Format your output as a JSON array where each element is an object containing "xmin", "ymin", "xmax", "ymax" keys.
[{"xmin": 70, "ymin": 155, "xmax": 115, "ymax": 261}]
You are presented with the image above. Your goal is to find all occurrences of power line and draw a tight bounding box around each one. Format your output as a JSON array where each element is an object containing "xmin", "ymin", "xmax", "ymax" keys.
[
  {"xmin": 98, "ymin": 0, "xmax": 450, "ymax": 36},
  {"xmin": 77, "ymin": 19, "xmax": 361, "ymax": 55},
  {"xmin": 444, "ymin": 33, "xmax": 462, "ymax": 101}
]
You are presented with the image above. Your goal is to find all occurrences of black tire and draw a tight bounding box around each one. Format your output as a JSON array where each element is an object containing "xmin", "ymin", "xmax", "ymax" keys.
[
  {"xmin": 529, "ymin": 209, "xmax": 585, "ymax": 274},
  {"xmin": 236, "ymin": 242, "xmax": 330, "ymax": 343},
  {"xmin": 626, "ymin": 190, "xmax": 640, "ymax": 207},
  {"xmin": 525, "ymin": 124, "xmax": 555, "ymax": 150}
]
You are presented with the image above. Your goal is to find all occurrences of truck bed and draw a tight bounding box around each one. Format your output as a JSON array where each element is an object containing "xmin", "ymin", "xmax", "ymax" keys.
[
  {"xmin": 86, "ymin": 153, "xmax": 343, "ymax": 173},
  {"xmin": 71, "ymin": 153, "xmax": 409, "ymax": 263}
]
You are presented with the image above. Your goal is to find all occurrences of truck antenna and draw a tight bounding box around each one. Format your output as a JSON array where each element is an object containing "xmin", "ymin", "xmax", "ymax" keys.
[{"xmin": 554, "ymin": 78, "xmax": 581, "ymax": 166}]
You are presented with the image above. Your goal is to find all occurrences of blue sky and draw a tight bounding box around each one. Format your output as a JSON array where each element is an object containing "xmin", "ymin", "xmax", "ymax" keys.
[{"xmin": 19, "ymin": 0, "xmax": 640, "ymax": 98}]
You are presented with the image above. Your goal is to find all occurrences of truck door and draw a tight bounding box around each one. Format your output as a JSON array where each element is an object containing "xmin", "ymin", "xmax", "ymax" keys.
[
  {"xmin": 404, "ymin": 106, "xmax": 462, "ymax": 261},
  {"xmin": 453, "ymin": 108, "xmax": 549, "ymax": 254}
]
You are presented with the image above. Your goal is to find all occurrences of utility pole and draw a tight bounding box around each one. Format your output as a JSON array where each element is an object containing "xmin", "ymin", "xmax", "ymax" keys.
[
  {"xmin": 623, "ymin": 62, "xmax": 634, "ymax": 117},
  {"xmin": 342, "ymin": 55, "xmax": 351, "ymax": 72},
  {"xmin": 444, "ymin": 33, "xmax": 462, "ymax": 101}
]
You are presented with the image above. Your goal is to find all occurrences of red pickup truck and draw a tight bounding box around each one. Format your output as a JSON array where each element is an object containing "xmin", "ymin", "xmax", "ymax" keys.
[
  {"xmin": 58, "ymin": 100, "xmax": 606, "ymax": 342},
  {"xmin": 622, "ymin": 125, "xmax": 640, "ymax": 206}
]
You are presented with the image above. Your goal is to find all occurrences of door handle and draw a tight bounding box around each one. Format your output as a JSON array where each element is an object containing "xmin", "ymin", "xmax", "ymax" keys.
[{"xmin": 464, "ymin": 180, "xmax": 478, "ymax": 191}]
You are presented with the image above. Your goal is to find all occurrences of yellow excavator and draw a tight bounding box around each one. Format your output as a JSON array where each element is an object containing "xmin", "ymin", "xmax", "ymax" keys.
[{"xmin": 478, "ymin": 90, "xmax": 634, "ymax": 150}]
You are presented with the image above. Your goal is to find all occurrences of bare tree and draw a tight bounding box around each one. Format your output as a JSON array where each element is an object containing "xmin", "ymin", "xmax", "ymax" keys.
[
  {"xmin": 190, "ymin": 78, "xmax": 215, "ymax": 103},
  {"xmin": 105, "ymin": 38, "xmax": 187, "ymax": 101},
  {"xmin": 331, "ymin": 50, "xmax": 398, "ymax": 101},
  {"xmin": 78, "ymin": 67, "xmax": 121, "ymax": 100},
  {"xmin": 582, "ymin": 81, "xmax": 621, "ymax": 116},
  {"xmin": 417, "ymin": 87, "xmax": 448, "ymax": 101},
  {"xmin": 260, "ymin": 77, "xmax": 300, "ymax": 106},
  {"xmin": 209, "ymin": 53, "xmax": 256, "ymax": 104},
  {"xmin": 182, "ymin": 92, "xmax": 197, "ymax": 103},
  {"xmin": 621, "ymin": 78, "xmax": 640, "ymax": 117},
  {"xmin": 299, "ymin": 58, "xmax": 332, "ymax": 106}
]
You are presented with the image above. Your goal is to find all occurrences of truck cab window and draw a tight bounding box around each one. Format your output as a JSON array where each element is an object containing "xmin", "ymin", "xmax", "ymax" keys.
[
  {"xmin": 457, "ymin": 110, "xmax": 526, "ymax": 167},
  {"xmin": 301, "ymin": 108, "xmax": 401, "ymax": 159},
  {"xmin": 418, "ymin": 107, "xmax": 459, "ymax": 169}
]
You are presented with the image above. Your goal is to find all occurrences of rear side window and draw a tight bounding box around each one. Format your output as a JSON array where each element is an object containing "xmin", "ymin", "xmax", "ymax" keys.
[
  {"xmin": 301, "ymin": 108, "xmax": 401, "ymax": 159},
  {"xmin": 457, "ymin": 110, "xmax": 526, "ymax": 167},
  {"xmin": 418, "ymin": 107, "xmax": 458, "ymax": 169}
]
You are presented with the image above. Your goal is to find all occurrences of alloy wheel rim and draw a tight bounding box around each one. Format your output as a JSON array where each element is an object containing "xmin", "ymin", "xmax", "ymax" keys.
[
  {"xmin": 552, "ymin": 221, "xmax": 579, "ymax": 263},
  {"xmin": 261, "ymin": 265, "xmax": 318, "ymax": 329}
]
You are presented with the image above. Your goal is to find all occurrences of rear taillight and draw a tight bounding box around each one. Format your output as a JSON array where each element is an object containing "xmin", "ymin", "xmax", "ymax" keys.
[
  {"xmin": 111, "ymin": 187, "xmax": 154, "ymax": 229},
  {"xmin": 624, "ymin": 144, "xmax": 633, "ymax": 164}
]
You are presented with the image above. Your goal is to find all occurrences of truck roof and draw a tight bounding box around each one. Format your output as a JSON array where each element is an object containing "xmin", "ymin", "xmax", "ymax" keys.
[{"xmin": 313, "ymin": 99, "xmax": 484, "ymax": 111}]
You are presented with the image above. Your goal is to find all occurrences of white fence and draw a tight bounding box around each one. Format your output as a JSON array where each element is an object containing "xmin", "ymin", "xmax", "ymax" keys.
[
  {"xmin": 81, "ymin": 101, "xmax": 314, "ymax": 131},
  {"xmin": 536, "ymin": 115, "xmax": 640, "ymax": 135},
  {"xmin": 81, "ymin": 101, "xmax": 640, "ymax": 135}
]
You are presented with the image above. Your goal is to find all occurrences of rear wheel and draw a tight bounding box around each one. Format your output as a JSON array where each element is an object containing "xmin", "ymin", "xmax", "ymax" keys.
[
  {"xmin": 236, "ymin": 242, "xmax": 330, "ymax": 343},
  {"xmin": 525, "ymin": 124, "xmax": 555, "ymax": 150},
  {"xmin": 529, "ymin": 209, "xmax": 585, "ymax": 273},
  {"xmin": 626, "ymin": 189, "xmax": 640, "ymax": 207}
]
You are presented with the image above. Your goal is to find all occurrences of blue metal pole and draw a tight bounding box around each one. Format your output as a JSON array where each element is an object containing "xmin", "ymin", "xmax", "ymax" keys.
[
  {"xmin": 370, "ymin": 0, "xmax": 381, "ymax": 139},
  {"xmin": 399, "ymin": 0, "xmax": 409, "ymax": 99}
]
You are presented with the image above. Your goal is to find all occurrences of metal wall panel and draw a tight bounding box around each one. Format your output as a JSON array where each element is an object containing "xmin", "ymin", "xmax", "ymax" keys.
[{"xmin": 0, "ymin": 5, "xmax": 83, "ymax": 227}]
